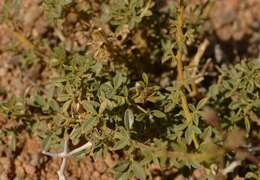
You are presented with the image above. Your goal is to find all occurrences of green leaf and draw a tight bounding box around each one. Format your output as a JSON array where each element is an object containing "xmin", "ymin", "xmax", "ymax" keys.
[
  {"xmin": 42, "ymin": 133, "xmax": 55, "ymax": 151},
  {"xmin": 8, "ymin": 131, "xmax": 16, "ymax": 151},
  {"xmin": 245, "ymin": 172, "xmax": 259, "ymax": 179},
  {"xmin": 253, "ymin": 99, "xmax": 260, "ymax": 107},
  {"xmin": 99, "ymin": 99, "xmax": 108, "ymax": 114},
  {"xmin": 151, "ymin": 110, "xmax": 166, "ymax": 119},
  {"xmin": 112, "ymin": 95, "xmax": 126, "ymax": 106},
  {"xmin": 65, "ymin": 83, "xmax": 74, "ymax": 95},
  {"xmin": 124, "ymin": 108, "xmax": 134, "ymax": 130},
  {"xmin": 81, "ymin": 100, "xmax": 97, "ymax": 114},
  {"xmin": 174, "ymin": 124, "xmax": 188, "ymax": 131},
  {"xmin": 244, "ymin": 116, "xmax": 250, "ymax": 135},
  {"xmin": 81, "ymin": 117, "xmax": 98, "ymax": 133},
  {"xmin": 70, "ymin": 125, "xmax": 82, "ymax": 145},
  {"xmin": 113, "ymin": 160, "xmax": 130, "ymax": 172},
  {"xmin": 142, "ymin": 72, "xmax": 149, "ymax": 86},
  {"xmin": 185, "ymin": 126, "xmax": 193, "ymax": 145},
  {"xmin": 62, "ymin": 100, "xmax": 72, "ymax": 113},
  {"xmin": 113, "ymin": 73, "xmax": 124, "ymax": 90},
  {"xmin": 91, "ymin": 62, "xmax": 103, "ymax": 74},
  {"xmin": 49, "ymin": 99, "xmax": 60, "ymax": 112},
  {"xmin": 113, "ymin": 139, "xmax": 128, "ymax": 150},
  {"xmin": 196, "ymin": 97, "xmax": 209, "ymax": 110},
  {"xmin": 191, "ymin": 125, "xmax": 202, "ymax": 134},
  {"xmin": 98, "ymin": 83, "xmax": 114, "ymax": 99},
  {"xmin": 46, "ymin": 85, "xmax": 55, "ymax": 99},
  {"xmin": 117, "ymin": 171, "xmax": 130, "ymax": 180},
  {"xmin": 33, "ymin": 95, "xmax": 45, "ymax": 107},
  {"xmin": 131, "ymin": 161, "xmax": 146, "ymax": 180},
  {"xmin": 57, "ymin": 94, "xmax": 71, "ymax": 102}
]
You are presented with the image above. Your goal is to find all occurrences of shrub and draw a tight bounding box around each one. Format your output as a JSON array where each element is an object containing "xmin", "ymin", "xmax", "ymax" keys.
[{"xmin": 1, "ymin": 0, "xmax": 259, "ymax": 179}]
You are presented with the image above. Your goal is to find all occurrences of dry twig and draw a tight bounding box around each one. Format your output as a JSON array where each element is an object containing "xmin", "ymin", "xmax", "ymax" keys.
[{"xmin": 42, "ymin": 136, "xmax": 92, "ymax": 180}]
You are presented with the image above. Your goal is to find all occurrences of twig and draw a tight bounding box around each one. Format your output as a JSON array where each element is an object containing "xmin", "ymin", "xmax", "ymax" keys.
[
  {"xmin": 42, "ymin": 150, "xmax": 67, "ymax": 158},
  {"xmin": 189, "ymin": 39, "xmax": 209, "ymax": 96},
  {"xmin": 57, "ymin": 136, "xmax": 69, "ymax": 180},
  {"xmin": 175, "ymin": 0, "xmax": 192, "ymax": 124},
  {"xmin": 192, "ymin": 58, "xmax": 212, "ymax": 84},
  {"xmin": 174, "ymin": 0, "xmax": 199, "ymax": 149},
  {"xmin": 222, "ymin": 160, "xmax": 241, "ymax": 175},
  {"xmin": 58, "ymin": 157, "xmax": 67, "ymax": 180},
  {"xmin": 54, "ymin": 29, "xmax": 66, "ymax": 42},
  {"xmin": 189, "ymin": 39, "xmax": 209, "ymax": 77},
  {"xmin": 67, "ymin": 142, "xmax": 92, "ymax": 156},
  {"xmin": 42, "ymin": 137, "xmax": 92, "ymax": 180}
]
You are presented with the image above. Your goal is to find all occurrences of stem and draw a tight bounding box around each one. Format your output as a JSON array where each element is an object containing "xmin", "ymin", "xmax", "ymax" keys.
[
  {"xmin": 175, "ymin": 1, "xmax": 199, "ymax": 149},
  {"xmin": 189, "ymin": 39, "xmax": 209, "ymax": 96},
  {"xmin": 67, "ymin": 142, "xmax": 92, "ymax": 156},
  {"xmin": 222, "ymin": 160, "xmax": 241, "ymax": 175},
  {"xmin": 57, "ymin": 136, "xmax": 69, "ymax": 180},
  {"xmin": 175, "ymin": 1, "xmax": 192, "ymax": 124},
  {"xmin": 42, "ymin": 137, "xmax": 92, "ymax": 180}
]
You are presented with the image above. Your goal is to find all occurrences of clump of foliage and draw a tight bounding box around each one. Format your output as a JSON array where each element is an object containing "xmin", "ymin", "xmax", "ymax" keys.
[{"xmin": 0, "ymin": 0, "xmax": 260, "ymax": 179}]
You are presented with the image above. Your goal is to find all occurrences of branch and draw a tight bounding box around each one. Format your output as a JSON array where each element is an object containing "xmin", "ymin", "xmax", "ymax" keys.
[
  {"xmin": 222, "ymin": 160, "xmax": 241, "ymax": 175},
  {"xmin": 42, "ymin": 137, "xmax": 92, "ymax": 180},
  {"xmin": 175, "ymin": 0, "xmax": 193, "ymax": 124},
  {"xmin": 174, "ymin": 0, "xmax": 199, "ymax": 149},
  {"xmin": 189, "ymin": 39, "xmax": 209, "ymax": 96},
  {"xmin": 67, "ymin": 142, "xmax": 92, "ymax": 156},
  {"xmin": 57, "ymin": 136, "xmax": 69, "ymax": 180}
]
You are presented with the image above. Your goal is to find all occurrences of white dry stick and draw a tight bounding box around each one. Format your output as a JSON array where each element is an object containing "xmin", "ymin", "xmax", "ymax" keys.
[
  {"xmin": 189, "ymin": 39, "xmax": 210, "ymax": 78},
  {"xmin": 54, "ymin": 29, "xmax": 66, "ymax": 42},
  {"xmin": 194, "ymin": 58, "xmax": 212, "ymax": 84},
  {"xmin": 42, "ymin": 137, "xmax": 92, "ymax": 180},
  {"xmin": 67, "ymin": 142, "xmax": 92, "ymax": 156},
  {"xmin": 57, "ymin": 137, "xmax": 68, "ymax": 180},
  {"xmin": 188, "ymin": 39, "xmax": 209, "ymax": 96},
  {"xmin": 222, "ymin": 160, "xmax": 241, "ymax": 176}
]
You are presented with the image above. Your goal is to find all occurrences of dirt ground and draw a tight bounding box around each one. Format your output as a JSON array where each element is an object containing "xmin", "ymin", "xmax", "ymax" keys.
[{"xmin": 0, "ymin": 0, "xmax": 259, "ymax": 179}]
